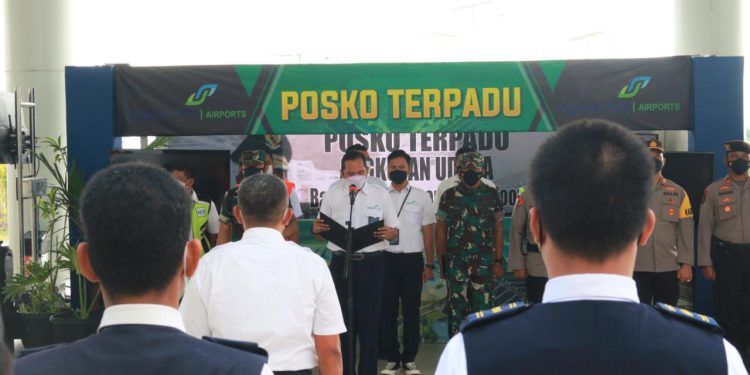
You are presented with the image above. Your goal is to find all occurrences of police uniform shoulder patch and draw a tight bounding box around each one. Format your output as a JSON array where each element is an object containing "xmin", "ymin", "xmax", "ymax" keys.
[
  {"xmin": 460, "ymin": 301, "xmax": 531, "ymax": 332},
  {"xmin": 654, "ymin": 303, "xmax": 723, "ymax": 334}
]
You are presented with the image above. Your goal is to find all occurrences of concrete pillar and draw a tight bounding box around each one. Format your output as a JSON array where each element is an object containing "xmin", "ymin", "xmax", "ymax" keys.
[
  {"xmin": 5, "ymin": 0, "xmax": 71, "ymax": 273},
  {"xmin": 675, "ymin": 0, "xmax": 742, "ymax": 56}
]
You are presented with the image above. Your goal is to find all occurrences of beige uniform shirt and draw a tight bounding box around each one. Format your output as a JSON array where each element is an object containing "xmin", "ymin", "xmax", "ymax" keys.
[
  {"xmin": 698, "ymin": 176, "xmax": 750, "ymax": 266},
  {"xmin": 508, "ymin": 188, "xmax": 548, "ymax": 278},
  {"xmin": 635, "ymin": 178, "xmax": 694, "ymax": 272}
]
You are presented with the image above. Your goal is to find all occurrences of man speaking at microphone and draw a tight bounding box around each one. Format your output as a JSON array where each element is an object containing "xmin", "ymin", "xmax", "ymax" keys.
[{"xmin": 313, "ymin": 150, "xmax": 400, "ymax": 375}]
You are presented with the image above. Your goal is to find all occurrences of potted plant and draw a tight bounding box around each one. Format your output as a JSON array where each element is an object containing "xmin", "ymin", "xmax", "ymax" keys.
[
  {"xmin": 35, "ymin": 137, "xmax": 102, "ymax": 343},
  {"xmin": 3, "ymin": 259, "xmax": 65, "ymax": 348}
]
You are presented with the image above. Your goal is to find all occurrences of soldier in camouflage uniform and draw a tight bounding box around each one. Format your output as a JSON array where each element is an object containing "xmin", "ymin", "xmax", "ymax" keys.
[
  {"xmin": 217, "ymin": 149, "xmax": 273, "ymax": 245},
  {"xmin": 436, "ymin": 151, "xmax": 504, "ymax": 336}
]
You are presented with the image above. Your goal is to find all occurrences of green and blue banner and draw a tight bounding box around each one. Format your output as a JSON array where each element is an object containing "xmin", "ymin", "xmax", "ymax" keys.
[{"xmin": 114, "ymin": 56, "xmax": 692, "ymax": 136}]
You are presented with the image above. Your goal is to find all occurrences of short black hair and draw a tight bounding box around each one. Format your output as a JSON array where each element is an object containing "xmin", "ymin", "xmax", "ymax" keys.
[
  {"xmin": 456, "ymin": 146, "xmax": 476, "ymax": 157},
  {"xmin": 238, "ymin": 174, "xmax": 288, "ymax": 225},
  {"xmin": 346, "ymin": 144, "xmax": 367, "ymax": 153},
  {"xmin": 530, "ymin": 119, "xmax": 653, "ymax": 262},
  {"xmin": 387, "ymin": 149, "xmax": 411, "ymax": 165},
  {"xmin": 340, "ymin": 150, "xmax": 368, "ymax": 171},
  {"xmin": 165, "ymin": 161, "xmax": 195, "ymax": 180},
  {"xmin": 80, "ymin": 162, "xmax": 192, "ymax": 297}
]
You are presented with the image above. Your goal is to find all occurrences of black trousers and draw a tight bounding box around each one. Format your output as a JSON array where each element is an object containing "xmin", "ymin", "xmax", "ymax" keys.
[
  {"xmin": 379, "ymin": 252, "xmax": 424, "ymax": 363},
  {"xmin": 712, "ymin": 245, "xmax": 750, "ymax": 358},
  {"xmin": 526, "ymin": 276, "xmax": 548, "ymax": 304},
  {"xmin": 633, "ymin": 271, "xmax": 679, "ymax": 305},
  {"xmin": 330, "ymin": 253, "xmax": 385, "ymax": 375}
]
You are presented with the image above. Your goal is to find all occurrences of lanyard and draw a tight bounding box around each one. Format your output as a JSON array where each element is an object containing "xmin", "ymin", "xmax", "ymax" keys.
[{"xmin": 396, "ymin": 187, "xmax": 412, "ymax": 217}]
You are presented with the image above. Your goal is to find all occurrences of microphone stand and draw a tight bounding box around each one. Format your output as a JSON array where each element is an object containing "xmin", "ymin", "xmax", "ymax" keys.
[{"xmin": 344, "ymin": 187, "xmax": 356, "ymax": 375}]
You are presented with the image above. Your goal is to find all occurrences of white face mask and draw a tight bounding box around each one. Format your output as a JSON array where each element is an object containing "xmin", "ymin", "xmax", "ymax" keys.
[
  {"xmin": 176, "ymin": 180, "xmax": 187, "ymax": 188},
  {"xmin": 346, "ymin": 175, "xmax": 366, "ymax": 188}
]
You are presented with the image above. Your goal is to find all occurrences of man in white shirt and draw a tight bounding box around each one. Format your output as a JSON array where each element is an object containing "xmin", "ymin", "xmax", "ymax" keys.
[
  {"xmin": 435, "ymin": 119, "xmax": 747, "ymax": 375},
  {"xmin": 312, "ymin": 150, "xmax": 400, "ymax": 375},
  {"xmin": 433, "ymin": 146, "xmax": 496, "ymax": 213},
  {"xmin": 380, "ymin": 150, "xmax": 436, "ymax": 375},
  {"xmin": 14, "ymin": 163, "xmax": 270, "ymax": 375},
  {"xmin": 181, "ymin": 173, "xmax": 345, "ymax": 375},
  {"xmin": 168, "ymin": 162, "xmax": 220, "ymax": 253}
]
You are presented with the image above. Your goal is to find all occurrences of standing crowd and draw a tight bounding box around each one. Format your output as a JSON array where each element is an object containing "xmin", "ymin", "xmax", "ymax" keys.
[{"xmin": 6, "ymin": 119, "xmax": 749, "ymax": 375}]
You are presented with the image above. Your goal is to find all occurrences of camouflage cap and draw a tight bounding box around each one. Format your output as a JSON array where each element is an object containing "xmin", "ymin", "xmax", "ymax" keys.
[
  {"xmin": 459, "ymin": 151, "xmax": 484, "ymax": 170},
  {"xmin": 272, "ymin": 153, "xmax": 289, "ymax": 171},
  {"xmin": 724, "ymin": 140, "xmax": 750, "ymax": 154},
  {"xmin": 240, "ymin": 150, "xmax": 266, "ymax": 168},
  {"xmin": 646, "ymin": 139, "xmax": 664, "ymax": 153}
]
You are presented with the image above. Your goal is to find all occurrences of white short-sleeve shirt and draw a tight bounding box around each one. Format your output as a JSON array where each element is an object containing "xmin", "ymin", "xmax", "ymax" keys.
[
  {"xmin": 387, "ymin": 184, "xmax": 436, "ymax": 254},
  {"xmin": 318, "ymin": 179, "xmax": 401, "ymax": 253},
  {"xmin": 180, "ymin": 227, "xmax": 346, "ymax": 371}
]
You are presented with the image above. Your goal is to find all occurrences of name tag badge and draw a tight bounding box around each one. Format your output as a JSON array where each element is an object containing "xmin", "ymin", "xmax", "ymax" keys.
[
  {"xmin": 389, "ymin": 234, "xmax": 399, "ymax": 246},
  {"xmin": 366, "ymin": 207, "xmax": 383, "ymax": 220}
]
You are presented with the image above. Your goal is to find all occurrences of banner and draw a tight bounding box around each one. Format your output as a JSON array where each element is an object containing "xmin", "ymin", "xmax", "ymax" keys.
[{"xmin": 115, "ymin": 56, "xmax": 692, "ymax": 136}]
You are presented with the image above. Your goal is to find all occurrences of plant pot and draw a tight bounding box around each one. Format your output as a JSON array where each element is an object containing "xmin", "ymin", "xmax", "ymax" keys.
[
  {"xmin": 17, "ymin": 312, "xmax": 53, "ymax": 349},
  {"xmin": 50, "ymin": 310, "xmax": 102, "ymax": 344}
]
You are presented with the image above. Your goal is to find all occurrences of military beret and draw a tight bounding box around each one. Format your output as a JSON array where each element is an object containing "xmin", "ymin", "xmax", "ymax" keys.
[
  {"xmin": 646, "ymin": 139, "xmax": 664, "ymax": 153},
  {"xmin": 459, "ymin": 151, "xmax": 484, "ymax": 170},
  {"xmin": 724, "ymin": 140, "xmax": 750, "ymax": 154}
]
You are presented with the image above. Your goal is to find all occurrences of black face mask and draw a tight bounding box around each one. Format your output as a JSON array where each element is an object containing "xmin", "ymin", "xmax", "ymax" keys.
[
  {"xmin": 462, "ymin": 170, "xmax": 481, "ymax": 186},
  {"xmin": 389, "ymin": 170, "xmax": 408, "ymax": 184},
  {"xmin": 729, "ymin": 159, "xmax": 750, "ymax": 175},
  {"xmin": 241, "ymin": 166, "xmax": 262, "ymax": 179},
  {"xmin": 654, "ymin": 158, "xmax": 664, "ymax": 174}
]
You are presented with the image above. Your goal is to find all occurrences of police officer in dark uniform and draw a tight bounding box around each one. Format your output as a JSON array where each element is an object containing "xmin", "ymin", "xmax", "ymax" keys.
[
  {"xmin": 436, "ymin": 120, "xmax": 746, "ymax": 374},
  {"xmin": 698, "ymin": 140, "xmax": 750, "ymax": 366}
]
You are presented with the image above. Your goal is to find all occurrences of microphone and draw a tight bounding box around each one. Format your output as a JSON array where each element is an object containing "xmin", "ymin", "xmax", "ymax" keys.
[{"xmin": 349, "ymin": 184, "xmax": 358, "ymax": 205}]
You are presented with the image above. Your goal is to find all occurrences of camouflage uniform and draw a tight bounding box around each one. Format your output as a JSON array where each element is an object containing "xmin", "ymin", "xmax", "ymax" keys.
[
  {"xmin": 219, "ymin": 150, "xmax": 267, "ymax": 242},
  {"xmin": 436, "ymin": 152, "xmax": 503, "ymax": 335}
]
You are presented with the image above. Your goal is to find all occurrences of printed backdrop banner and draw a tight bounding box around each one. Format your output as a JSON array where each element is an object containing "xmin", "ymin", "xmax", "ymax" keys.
[{"xmin": 115, "ymin": 56, "xmax": 692, "ymax": 136}]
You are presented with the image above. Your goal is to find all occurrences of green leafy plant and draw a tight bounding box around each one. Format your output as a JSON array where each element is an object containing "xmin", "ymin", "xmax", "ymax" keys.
[
  {"xmin": 56, "ymin": 243, "xmax": 100, "ymax": 319},
  {"xmin": 3, "ymin": 260, "xmax": 65, "ymax": 314},
  {"xmin": 34, "ymin": 136, "xmax": 99, "ymax": 319}
]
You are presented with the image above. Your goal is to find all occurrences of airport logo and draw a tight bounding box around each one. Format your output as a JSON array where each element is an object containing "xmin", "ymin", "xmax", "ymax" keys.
[
  {"xmin": 185, "ymin": 84, "xmax": 218, "ymax": 106},
  {"xmin": 618, "ymin": 76, "xmax": 651, "ymax": 99}
]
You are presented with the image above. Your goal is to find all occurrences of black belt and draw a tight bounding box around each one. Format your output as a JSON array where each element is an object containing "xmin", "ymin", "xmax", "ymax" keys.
[
  {"xmin": 526, "ymin": 243, "xmax": 540, "ymax": 253},
  {"xmin": 332, "ymin": 250, "xmax": 384, "ymax": 261},
  {"xmin": 712, "ymin": 236, "xmax": 750, "ymax": 251},
  {"xmin": 274, "ymin": 370, "xmax": 312, "ymax": 375}
]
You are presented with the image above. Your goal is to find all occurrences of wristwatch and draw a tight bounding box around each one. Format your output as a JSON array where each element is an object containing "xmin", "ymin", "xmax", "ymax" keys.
[
  {"xmin": 425, "ymin": 264, "xmax": 436, "ymax": 270},
  {"xmin": 493, "ymin": 258, "xmax": 505, "ymax": 266}
]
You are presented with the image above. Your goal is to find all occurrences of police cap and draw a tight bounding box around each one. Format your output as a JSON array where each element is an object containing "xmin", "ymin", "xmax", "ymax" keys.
[
  {"xmin": 646, "ymin": 139, "xmax": 664, "ymax": 153},
  {"xmin": 724, "ymin": 140, "xmax": 750, "ymax": 154}
]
